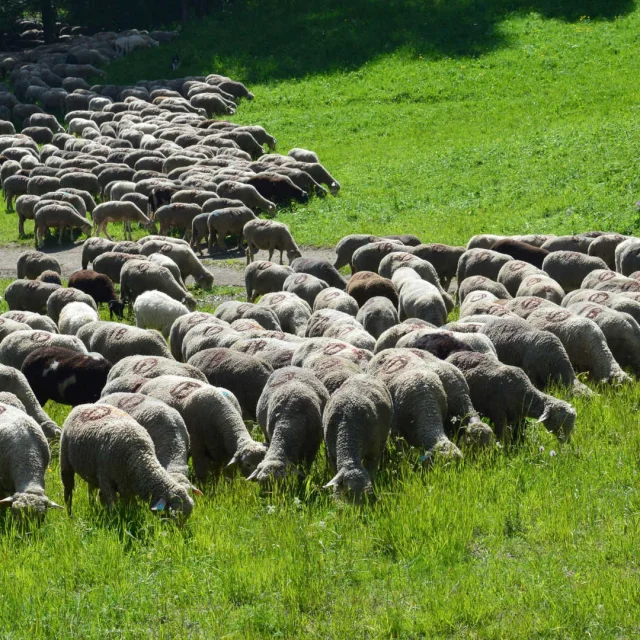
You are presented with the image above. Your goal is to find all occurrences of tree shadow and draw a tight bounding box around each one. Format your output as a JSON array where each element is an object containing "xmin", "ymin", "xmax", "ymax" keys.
[{"xmin": 165, "ymin": 0, "xmax": 635, "ymax": 83}]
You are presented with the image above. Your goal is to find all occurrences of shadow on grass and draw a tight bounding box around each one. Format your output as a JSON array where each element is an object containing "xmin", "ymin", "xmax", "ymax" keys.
[{"xmin": 107, "ymin": 0, "xmax": 636, "ymax": 84}]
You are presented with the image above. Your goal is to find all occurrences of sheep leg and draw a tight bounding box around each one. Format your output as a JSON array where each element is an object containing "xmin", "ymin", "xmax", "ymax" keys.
[
  {"xmin": 97, "ymin": 475, "xmax": 118, "ymax": 509},
  {"xmin": 192, "ymin": 450, "xmax": 213, "ymax": 483},
  {"xmin": 58, "ymin": 225, "xmax": 64, "ymax": 245},
  {"xmin": 268, "ymin": 248, "xmax": 274, "ymax": 262},
  {"xmin": 60, "ymin": 455, "xmax": 75, "ymax": 515},
  {"xmin": 18, "ymin": 216, "xmax": 25, "ymax": 238},
  {"xmin": 103, "ymin": 224, "xmax": 114, "ymax": 242},
  {"xmin": 279, "ymin": 249, "xmax": 284, "ymax": 265}
]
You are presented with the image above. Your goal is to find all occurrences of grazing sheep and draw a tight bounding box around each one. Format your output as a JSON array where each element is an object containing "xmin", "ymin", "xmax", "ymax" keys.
[
  {"xmin": 46, "ymin": 287, "xmax": 98, "ymax": 324},
  {"xmin": 283, "ymin": 272, "xmax": 328, "ymax": 307},
  {"xmin": 347, "ymin": 271, "xmax": 398, "ymax": 308},
  {"xmin": 333, "ymin": 234, "xmax": 383, "ymax": 270},
  {"xmin": 138, "ymin": 375, "xmax": 267, "ymax": 479},
  {"xmin": 306, "ymin": 309, "xmax": 376, "ymax": 351},
  {"xmin": 394, "ymin": 269, "xmax": 448, "ymax": 326},
  {"xmin": 313, "ymin": 287, "xmax": 359, "ymax": 316},
  {"xmin": 459, "ymin": 292, "xmax": 516, "ymax": 320},
  {"xmin": 562, "ymin": 289, "xmax": 640, "ymax": 325},
  {"xmin": 466, "ymin": 234, "xmax": 505, "ymax": 250},
  {"xmin": 37, "ymin": 270, "xmax": 63, "ymax": 285},
  {"xmin": 81, "ymin": 237, "xmax": 116, "ymax": 269},
  {"xmin": 542, "ymin": 251, "xmax": 609, "ymax": 293},
  {"xmin": 0, "ymin": 330, "xmax": 87, "ymax": 370},
  {"xmin": 138, "ymin": 240, "xmax": 214, "ymax": 289},
  {"xmin": 58, "ymin": 301, "xmax": 100, "ymax": 336},
  {"xmin": 243, "ymin": 219, "xmax": 302, "ymax": 265},
  {"xmin": 216, "ymin": 180, "xmax": 276, "ymax": 214},
  {"xmin": 302, "ymin": 354, "xmax": 361, "ymax": 394},
  {"xmin": 497, "ymin": 260, "xmax": 546, "ymax": 297},
  {"xmin": 134, "ymin": 290, "xmax": 190, "ymax": 339},
  {"xmin": 373, "ymin": 318, "xmax": 435, "ymax": 353},
  {"xmin": 351, "ymin": 241, "xmax": 406, "ymax": 273},
  {"xmin": 188, "ymin": 348, "xmax": 273, "ymax": 420},
  {"xmin": 291, "ymin": 337, "xmax": 373, "ymax": 370},
  {"xmin": 0, "ymin": 316, "xmax": 31, "ymax": 344},
  {"xmin": 21, "ymin": 347, "xmax": 112, "ymax": 406},
  {"xmin": 60, "ymin": 404, "xmax": 194, "ymax": 517},
  {"xmin": 409, "ymin": 244, "xmax": 466, "ymax": 292},
  {"xmin": 155, "ymin": 203, "xmax": 202, "ymax": 240},
  {"xmin": 92, "ymin": 201, "xmax": 152, "ymax": 241},
  {"xmin": 323, "ymin": 374, "xmax": 393, "ymax": 500},
  {"xmin": 16, "ymin": 251, "xmax": 62, "ymax": 280},
  {"xmin": 99, "ymin": 393, "xmax": 193, "ymax": 492},
  {"xmin": 0, "ymin": 363, "xmax": 60, "ymax": 440},
  {"xmin": 33, "ymin": 203, "xmax": 92, "ymax": 249},
  {"xmin": 290, "ymin": 257, "xmax": 347, "ymax": 290},
  {"xmin": 248, "ymin": 367, "xmax": 329, "ymax": 482},
  {"xmin": 456, "ymin": 249, "xmax": 514, "ymax": 293},
  {"xmin": 587, "ymin": 234, "xmax": 627, "ymax": 270},
  {"xmin": 446, "ymin": 351, "xmax": 575, "ymax": 441},
  {"xmin": 526, "ymin": 307, "xmax": 629, "ymax": 384},
  {"xmin": 581, "ymin": 269, "xmax": 640, "ymax": 294},
  {"xmin": 205, "ymin": 205, "xmax": 257, "ymax": 252},
  {"xmin": 257, "ymin": 292, "xmax": 312, "ymax": 336},
  {"xmin": 59, "ymin": 171, "xmax": 100, "ymax": 197},
  {"xmin": 242, "ymin": 172, "xmax": 309, "ymax": 205},
  {"xmin": 15, "ymin": 194, "xmax": 41, "ymax": 238},
  {"xmin": 457, "ymin": 276, "xmax": 511, "ymax": 304},
  {"xmin": 231, "ymin": 337, "xmax": 296, "ymax": 370},
  {"xmin": 0, "ymin": 310, "xmax": 55, "ymax": 334},
  {"xmin": 541, "ymin": 235, "xmax": 593, "ymax": 254},
  {"xmin": 244, "ymin": 261, "xmax": 294, "ymax": 302},
  {"xmin": 490, "ymin": 238, "xmax": 549, "ymax": 268},
  {"xmin": 214, "ymin": 301, "xmax": 280, "ymax": 331},
  {"xmin": 516, "ymin": 274, "xmax": 565, "ymax": 304},
  {"xmin": 396, "ymin": 326, "xmax": 497, "ymax": 359},
  {"xmin": 2, "ymin": 174, "xmax": 29, "ymax": 212},
  {"xmin": 169, "ymin": 313, "xmax": 223, "ymax": 361},
  {"xmin": 68, "ymin": 270, "xmax": 123, "ymax": 316},
  {"xmin": 354, "ymin": 297, "xmax": 398, "ymax": 340},
  {"xmin": 93, "ymin": 251, "xmax": 149, "ymax": 284},
  {"xmin": 615, "ymin": 238, "xmax": 640, "ymax": 276},
  {"xmin": 5, "ymin": 280, "xmax": 61, "ymax": 314},
  {"xmin": 504, "ymin": 296, "xmax": 560, "ymax": 319},
  {"xmin": 0, "ymin": 403, "xmax": 61, "ymax": 517},
  {"xmin": 479, "ymin": 317, "xmax": 590, "ymax": 394},
  {"xmin": 180, "ymin": 322, "xmax": 245, "ymax": 362},
  {"xmin": 288, "ymin": 148, "xmax": 319, "ymax": 163}
]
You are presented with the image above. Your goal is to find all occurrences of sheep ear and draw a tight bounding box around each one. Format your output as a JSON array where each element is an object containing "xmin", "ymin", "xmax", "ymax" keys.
[
  {"xmin": 151, "ymin": 497, "xmax": 167, "ymax": 512},
  {"xmin": 190, "ymin": 485, "xmax": 203, "ymax": 497},
  {"xmin": 323, "ymin": 472, "xmax": 343, "ymax": 490},
  {"xmin": 246, "ymin": 469, "xmax": 259, "ymax": 481},
  {"xmin": 46, "ymin": 499, "xmax": 64, "ymax": 510},
  {"xmin": 226, "ymin": 455, "xmax": 239, "ymax": 468},
  {"xmin": 0, "ymin": 496, "xmax": 14, "ymax": 507},
  {"xmin": 537, "ymin": 407, "xmax": 551, "ymax": 423}
]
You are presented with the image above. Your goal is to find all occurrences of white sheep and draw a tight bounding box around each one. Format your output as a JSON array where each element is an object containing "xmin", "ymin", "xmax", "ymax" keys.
[
  {"xmin": 58, "ymin": 301, "xmax": 100, "ymax": 336},
  {"xmin": 134, "ymin": 290, "xmax": 191, "ymax": 338}
]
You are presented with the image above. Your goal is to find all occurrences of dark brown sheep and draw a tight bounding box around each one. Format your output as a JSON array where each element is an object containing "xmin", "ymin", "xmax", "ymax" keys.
[{"xmin": 346, "ymin": 271, "xmax": 398, "ymax": 308}]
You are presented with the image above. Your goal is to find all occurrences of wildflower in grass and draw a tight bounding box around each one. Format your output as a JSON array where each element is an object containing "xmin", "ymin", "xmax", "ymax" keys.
[
  {"xmin": 266, "ymin": 505, "xmax": 276, "ymax": 514},
  {"xmin": 539, "ymin": 446, "xmax": 545, "ymax": 453},
  {"xmin": 550, "ymin": 450, "xmax": 557, "ymax": 457}
]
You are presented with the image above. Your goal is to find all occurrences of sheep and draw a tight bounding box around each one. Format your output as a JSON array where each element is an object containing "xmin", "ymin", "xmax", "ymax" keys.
[
  {"xmin": 77, "ymin": 321, "xmax": 173, "ymax": 364},
  {"xmin": 231, "ymin": 337, "xmax": 296, "ymax": 370},
  {"xmin": 172, "ymin": 189, "xmax": 220, "ymax": 207},
  {"xmin": 373, "ymin": 318, "xmax": 435, "ymax": 353},
  {"xmin": 260, "ymin": 159, "xmax": 340, "ymax": 195},
  {"xmin": 306, "ymin": 309, "xmax": 376, "ymax": 351},
  {"xmin": 138, "ymin": 375, "xmax": 267, "ymax": 479},
  {"xmin": 37, "ymin": 270, "xmax": 63, "ymax": 285},
  {"xmin": 155, "ymin": 203, "xmax": 202, "ymax": 240},
  {"xmin": 353, "ymin": 297, "xmax": 397, "ymax": 340},
  {"xmin": 0, "ymin": 329, "xmax": 87, "ymax": 370},
  {"xmin": 288, "ymin": 148, "xmax": 319, "ymax": 163},
  {"xmin": 2, "ymin": 174, "xmax": 29, "ymax": 211},
  {"xmin": 33, "ymin": 203, "xmax": 92, "ymax": 249},
  {"xmin": 81, "ymin": 237, "xmax": 116, "ymax": 269},
  {"xmin": 541, "ymin": 235, "xmax": 593, "ymax": 254},
  {"xmin": 322, "ymin": 374, "xmax": 392, "ymax": 500},
  {"xmin": 497, "ymin": 260, "xmax": 546, "ymax": 297},
  {"xmin": 516, "ymin": 274, "xmax": 565, "ymax": 304},
  {"xmin": 241, "ymin": 172, "xmax": 309, "ymax": 205},
  {"xmin": 244, "ymin": 261, "xmax": 294, "ymax": 302},
  {"xmin": 120, "ymin": 260, "xmax": 197, "ymax": 310},
  {"xmin": 15, "ymin": 194, "xmax": 41, "ymax": 237},
  {"xmin": 1, "ymin": 310, "xmax": 57, "ymax": 333},
  {"xmin": 283, "ymin": 272, "xmax": 328, "ymax": 307},
  {"xmin": 346, "ymin": 271, "xmax": 398, "ymax": 307},
  {"xmin": 146, "ymin": 253, "xmax": 187, "ymax": 289},
  {"xmin": 134, "ymin": 290, "xmax": 190, "ymax": 339},
  {"xmin": 4, "ymin": 280, "xmax": 61, "ymax": 314},
  {"xmin": 92, "ymin": 251, "xmax": 150, "ymax": 284},
  {"xmin": 542, "ymin": 251, "xmax": 609, "ymax": 293},
  {"xmin": 46, "ymin": 287, "xmax": 98, "ymax": 324},
  {"xmin": 216, "ymin": 180, "xmax": 276, "ymax": 214},
  {"xmin": 187, "ymin": 348, "xmax": 273, "ymax": 420},
  {"xmin": 395, "ymin": 326, "xmax": 497, "ymax": 359},
  {"xmin": 291, "ymin": 337, "xmax": 373, "ymax": 370},
  {"xmin": 456, "ymin": 277, "xmax": 509, "ymax": 305},
  {"xmin": 562, "ymin": 289, "xmax": 640, "ymax": 325},
  {"xmin": 394, "ymin": 269, "xmax": 448, "ymax": 326},
  {"xmin": 60, "ymin": 404, "xmax": 194, "ymax": 517},
  {"xmin": 0, "ymin": 403, "xmax": 61, "ymax": 517},
  {"xmin": 301, "ymin": 354, "xmax": 361, "ymax": 394},
  {"xmin": 214, "ymin": 301, "xmax": 281, "ymax": 330},
  {"xmin": 99, "ymin": 393, "xmax": 194, "ymax": 492},
  {"xmin": 503, "ymin": 296, "xmax": 559, "ymax": 319},
  {"xmin": 256, "ymin": 292, "xmax": 312, "ymax": 336},
  {"xmin": 68, "ymin": 270, "xmax": 124, "ymax": 317},
  {"xmin": 243, "ymin": 219, "xmax": 302, "ymax": 265},
  {"xmin": 587, "ymin": 233, "xmax": 627, "ymax": 270},
  {"xmin": 351, "ymin": 241, "xmax": 406, "ymax": 273},
  {"xmin": 0, "ymin": 316, "xmax": 31, "ymax": 344},
  {"xmin": 490, "ymin": 238, "xmax": 549, "ymax": 268},
  {"xmin": 526, "ymin": 307, "xmax": 629, "ymax": 384},
  {"xmin": 27, "ymin": 175, "xmax": 61, "ymax": 197},
  {"xmin": 566, "ymin": 301, "xmax": 640, "ymax": 376},
  {"xmin": 248, "ymin": 367, "xmax": 329, "ymax": 482},
  {"xmin": 0, "ymin": 363, "xmax": 60, "ymax": 440},
  {"xmin": 58, "ymin": 301, "xmax": 100, "ymax": 336},
  {"xmin": 479, "ymin": 317, "xmax": 590, "ymax": 395},
  {"xmin": 92, "ymin": 201, "xmax": 152, "ymax": 241},
  {"xmin": 21, "ymin": 347, "xmax": 112, "ymax": 406},
  {"xmin": 456, "ymin": 249, "xmax": 514, "ymax": 293},
  {"xmin": 333, "ymin": 234, "xmax": 383, "ymax": 271},
  {"xmin": 459, "ymin": 292, "xmax": 517, "ymax": 320},
  {"xmin": 614, "ymin": 238, "xmax": 640, "ymax": 276},
  {"xmin": 59, "ymin": 171, "xmax": 100, "ymax": 196},
  {"xmin": 446, "ymin": 351, "xmax": 576, "ymax": 441},
  {"xmin": 180, "ymin": 323, "xmax": 245, "ymax": 362},
  {"xmin": 313, "ymin": 287, "xmax": 359, "ymax": 316},
  {"xmin": 169, "ymin": 312, "xmax": 223, "ymax": 361},
  {"xmin": 581, "ymin": 269, "xmax": 640, "ymax": 294},
  {"xmin": 137, "ymin": 240, "xmax": 214, "ymax": 290}
]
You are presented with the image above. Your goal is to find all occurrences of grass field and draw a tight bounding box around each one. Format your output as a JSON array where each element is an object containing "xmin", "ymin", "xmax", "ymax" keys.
[{"xmin": 3, "ymin": 0, "xmax": 640, "ymax": 637}]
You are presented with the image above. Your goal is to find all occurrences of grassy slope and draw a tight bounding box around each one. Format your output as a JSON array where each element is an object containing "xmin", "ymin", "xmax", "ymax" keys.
[{"xmin": 3, "ymin": 1, "xmax": 640, "ymax": 637}]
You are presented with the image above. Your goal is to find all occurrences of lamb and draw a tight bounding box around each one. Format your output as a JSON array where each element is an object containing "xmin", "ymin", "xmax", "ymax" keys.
[
  {"xmin": 134, "ymin": 290, "xmax": 190, "ymax": 339},
  {"xmin": 34, "ymin": 203, "xmax": 92, "ymax": 249},
  {"xmin": 313, "ymin": 288, "xmax": 359, "ymax": 316},
  {"xmin": 60, "ymin": 404, "xmax": 194, "ymax": 517},
  {"xmin": 0, "ymin": 364, "xmax": 60, "ymax": 440},
  {"xmin": 248, "ymin": 367, "xmax": 329, "ymax": 482},
  {"xmin": 351, "ymin": 241, "xmax": 406, "ymax": 273},
  {"xmin": 526, "ymin": 307, "xmax": 629, "ymax": 384},
  {"xmin": 77, "ymin": 321, "xmax": 173, "ymax": 364},
  {"xmin": 408, "ymin": 244, "xmax": 466, "ymax": 291},
  {"xmin": 138, "ymin": 375, "xmax": 267, "ymax": 479},
  {"xmin": 68, "ymin": 270, "xmax": 124, "ymax": 317},
  {"xmin": 138, "ymin": 240, "xmax": 214, "ymax": 289},
  {"xmin": 587, "ymin": 233, "xmax": 627, "ymax": 269},
  {"xmin": 216, "ymin": 180, "xmax": 276, "ymax": 214},
  {"xmin": 333, "ymin": 234, "xmax": 383, "ymax": 270},
  {"xmin": 81, "ymin": 237, "xmax": 116, "ymax": 269},
  {"xmin": 46, "ymin": 287, "xmax": 98, "ymax": 324},
  {"xmin": 187, "ymin": 348, "xmax": 273, "ymax": 420},
  {"xmin": 120, "ymin": 260, "xmax": 197, "ymax": 310},
  {"xmin": 4, "ymin": 280, "xmax": 61, "ymax": 314},
  {"xmin": 99, "ymin": 393, "xmax": 194, "ymax": 492},
  {"xmin": 155, "ymin": 203, "xmax": 202, "ymax": 240},
  {"xmin": 257, "ymin": 292, "xmax": 312, "ymax": 336},
  {"xmin": 0, "ymin": 403, "xmax": 61, "ymax": 517},
  {"xmin": 516, "ymin": 274, "xmax": 565, "ymax": 303},
  {"xmin": 306, "ymin": 309, "xmax": 376, "ymax": 351},
  {"xmin": 0, "ymin": 330, "xmax": 87, "ymax": 370},
  {"xmin": 446, "ymin": 351, "xmax": 576, "ymax": 441},
  {"xmin": 479, "ymin": 317, "xmax": 590, "ymax": 394},
  {"xmin": 456, "ymin": 249, "xmax": 514, "ymax": 293},
  {"xmin": 21, "ymin": 347, "xmax": 112, "ymax": 406},
  {"xmin": 0, "ymin": 309, "xmax": 55, "ymax": 333},
  {"xmin": 346, "ymin": 271, "xmax": 398, "ymax": 307},
  {"xmin": 542, "ymin": 251, "xmax": 609, "ymax": 293},
  {"xmin": 282, "ymin": 272, "xmax": 328, "ymax": 307},
  {"xmin": 16, "ymin": 250, "xmax": 62, "ymax": 280},
  {"xmin": 490, "ymin": 238, "xmax": 549, "ymax": 268},
  {"xmin": 497, "ymin": 260, "xmax": 546, "ymax": 297},
  {"xmin": 92, "ymin": 201, "xmax": 152, "ymax": 241},
  {"xmin": 243, "ymin": 219, "xmax": 302, "ymax": 265},
  {"xmin": 458, "ymin": 276, "xmax": 511, "ymax": 304},
  {"xmin": 245, "ymin": 261, "xmax": 294, "ymax": 302},
  {"xmin": 323, "ymin": 374, "xmax": 393, "ymax": 500}
]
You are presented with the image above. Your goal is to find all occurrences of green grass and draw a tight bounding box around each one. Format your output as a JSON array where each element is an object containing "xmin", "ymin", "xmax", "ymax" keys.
[{"xmin": 3, "ymin": 1, "xmax": 640, "ymax": 636}]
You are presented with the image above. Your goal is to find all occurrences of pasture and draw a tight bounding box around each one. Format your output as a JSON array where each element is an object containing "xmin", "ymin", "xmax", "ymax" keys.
[{"xmin": 2, "ymin": 0, "xmax": 640, "ymax": 637}]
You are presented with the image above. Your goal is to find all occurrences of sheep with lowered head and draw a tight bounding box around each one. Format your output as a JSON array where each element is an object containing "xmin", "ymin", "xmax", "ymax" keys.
[
  {"xmin": 243, "ymin": 219, "xmax": 302, "ymax": 265},
  {"xmin": 134, "ymin": 290, "xmax": 191, "ymax": 339},
  {"xmin": 313, "ymin": 288, "xmax": 359, "ymax": 316},
  {"xmin": 245, "ymin": 261, "xmax": 294, "ymax": 303},
  {"xmin": 16, "ymin": 250, "xmax": 62, "ymax": 280}
]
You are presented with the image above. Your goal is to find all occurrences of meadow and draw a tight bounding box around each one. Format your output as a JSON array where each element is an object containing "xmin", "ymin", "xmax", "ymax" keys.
[{"xmin": 2, "ymin": 0, "xmax": 640, "ymax": 636}]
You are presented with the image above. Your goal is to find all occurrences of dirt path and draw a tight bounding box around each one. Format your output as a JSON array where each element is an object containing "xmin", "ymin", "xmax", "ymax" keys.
[{"xmin": 0, "ymin": 242, "xmax": 337, "ymax": 287}]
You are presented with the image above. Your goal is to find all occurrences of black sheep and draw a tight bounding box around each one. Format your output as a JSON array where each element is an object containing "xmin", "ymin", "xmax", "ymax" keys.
[
  {"xmin": 67, "ymin": 270, "xmax": 124, "ymax": 318},
  {"xmin": 243, "ymin": 173, "xmax": 309, "ymax": 205},
  {"xmin": 492, "ymin": 239, "xmax": 549, "ymax": 269}
]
